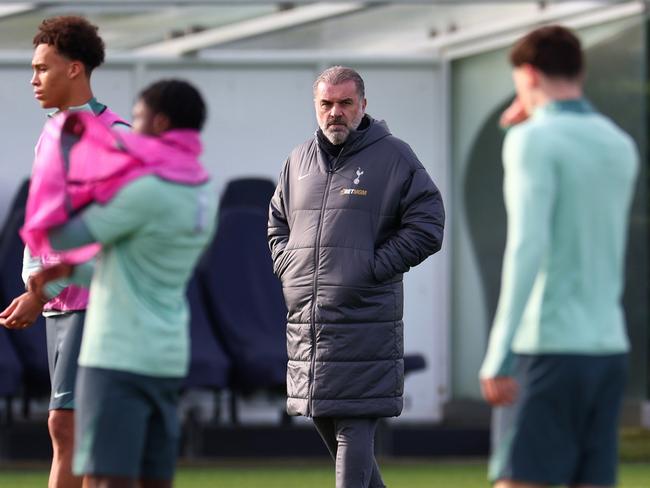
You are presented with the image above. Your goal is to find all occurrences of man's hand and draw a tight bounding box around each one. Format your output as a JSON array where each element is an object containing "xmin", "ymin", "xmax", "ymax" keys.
[
  {"xmin": 27, "ymin": 263, "xmax": 74, "ymax": 303},
  {"xmin": 480, "ymin": 376, "xmax": 519, "ymax": 406},
  {"xmin": 0, "ymin": 292, "xmax": 46, "ymax": 329},
  {"xmin": 500, "ymin": 97, "xmax": 529, "ymax": 128}
]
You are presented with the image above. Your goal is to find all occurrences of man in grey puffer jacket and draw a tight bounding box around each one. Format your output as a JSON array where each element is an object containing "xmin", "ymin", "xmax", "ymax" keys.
[{"xmin": 268, "ymin": 66, "xmax": 444, "ymax": 488}]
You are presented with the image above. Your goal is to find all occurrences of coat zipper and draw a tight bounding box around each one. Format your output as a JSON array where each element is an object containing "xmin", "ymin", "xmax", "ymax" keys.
[{"xmin": 307, "ymin": 150, "xmax": 344, "ymax": 417}]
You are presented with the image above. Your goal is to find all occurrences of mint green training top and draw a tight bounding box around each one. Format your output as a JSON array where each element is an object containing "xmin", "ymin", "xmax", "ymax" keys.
[
  {"xmin": 480, "ymin": 99, "xmax": 638, "ymax": 378},
  {"xmin": 77, "ymin": 175, "xmax": 217, "ymax": 378}
]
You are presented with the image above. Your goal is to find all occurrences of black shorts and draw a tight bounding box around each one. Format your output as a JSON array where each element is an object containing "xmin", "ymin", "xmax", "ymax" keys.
[
  {"xmin": 490, "ymin": 353, "xmax": 627, "ymax": 486},
  {"xmin": 46, "ymin": 312, "xmax": 85, "ymax": 410},
  {"xmin": 73, "ymin": 366, "xmax": 182, "ymax": 480}
]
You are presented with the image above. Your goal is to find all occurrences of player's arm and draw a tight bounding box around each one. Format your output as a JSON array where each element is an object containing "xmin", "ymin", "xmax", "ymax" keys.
[
  {"xmin": 499, "ymin": 96, "xmax": 529, "ymax": 128},
  {"xmin": 26, "ymin": 217, "xmax": 96, "ymax": 302},
  {"xmin": 1, "ymin": 241, "xmax": 74, "ymax": 329},
  {"xmin": 373, "ymin": 165, "xmax": 444, "ymax": 282},
  {"xmin": 29, "ymin": 178, "xmax": 156, "ymax": 300},
  {"xmin": 0, "ymin": 291, "xmax": 46, "ymax": 329},
  {"xmin": 268, "ymin": 158, "xmax": 291, "ymax": 277},
  {"xmin": 1, "ymin": 247, "xmax": 48, "ymax": 329},
  {"xmin": 79, "ymin": 176, "xmax": 157, "ymax": 247},
  {"xmin": 3, "ymin": 184, "xmax": 95, "ymax": 328},
  {"xmin": 22, "ymin": 246, "xmax": 42, "ymax": 286},
  {"xmin": 479, "ymin": 127, "xmax": 556, "ymax": 404}
]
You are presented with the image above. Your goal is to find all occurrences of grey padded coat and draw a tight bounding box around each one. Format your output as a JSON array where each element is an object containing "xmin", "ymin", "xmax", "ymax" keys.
[{"xmin": 268, "ymin": 116, "xmax": 445, "ymax": 418}]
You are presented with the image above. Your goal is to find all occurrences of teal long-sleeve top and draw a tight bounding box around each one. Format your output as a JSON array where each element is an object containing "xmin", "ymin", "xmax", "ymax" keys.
[{"xmin": 480, "ymin": 99, "xmax": 639, "ymax": 378}]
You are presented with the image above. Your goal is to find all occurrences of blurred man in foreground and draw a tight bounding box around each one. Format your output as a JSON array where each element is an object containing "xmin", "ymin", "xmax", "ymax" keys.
[
  {"xmin": 480, "ymin": 26, "xmax": 638, "ymax": 488},
  {"xmin": 29, "ymin": 79, "xmax": 216, "ymax": 488}
]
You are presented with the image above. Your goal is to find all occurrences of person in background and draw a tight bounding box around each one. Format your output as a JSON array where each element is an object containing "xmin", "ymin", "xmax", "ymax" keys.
[
  {"xmin": 0, "ymin": 16, "xmax": 127, "ymax": 488},
  {"xmin": 268, "ymin": 65, "xmax": 445, "ymax": 488}
]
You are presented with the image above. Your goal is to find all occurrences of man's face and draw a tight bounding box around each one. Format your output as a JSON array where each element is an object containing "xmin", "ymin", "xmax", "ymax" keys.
[
  {"xmin": 314, "ymin": 80, "xmax": 367, "ymax": 145},
  {"xmin": 30, "ymin": 43, "xmax": 77, "ymax": 110},
  {"xmin": 131, "ymin": 99, "xmax": 169, "ymax": 135},
  {"xmin": 131, "ymin": 99, "xmax": 155, "ymax": 135}
]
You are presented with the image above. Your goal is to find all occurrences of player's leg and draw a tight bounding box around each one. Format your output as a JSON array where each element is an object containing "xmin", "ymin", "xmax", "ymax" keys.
[
  {"xmin": 314, "ymin": 417, "xmax": 385, "ymax": 488},
  {"xmin": 46, "ymin": 312, "xmax": 85, "ymax": 488},
  {"xmin": 333, "ymin": 418, "xmax": 385, "ymax": 488},
  {"xmin": 140, "ymin": 479, "xmax": 172, "ymax": 488},
  {"xmin": 48, "ymin": 409, "xmax": 80, "ymax": 488},
  {"xmin": 84, "ymin": 477, "xmax": 133, "ymax": 488},
  {"xmin": 571, "ymin": 485, "xmax": 613, "ymax": 488},
  {"xmin": 84, "ymin": 477, "xmax": 173, "ymax": 488},
  {"xmin": 84, "ymin": 477, "xmax": 170, "ymax": 488},
  {"xmin": 313, "ymin": 416, "xmax": 338, "ymax": 459},
  {"xmin": 494, "ymin": 481, "xmax": 546, "ymax": 488}
]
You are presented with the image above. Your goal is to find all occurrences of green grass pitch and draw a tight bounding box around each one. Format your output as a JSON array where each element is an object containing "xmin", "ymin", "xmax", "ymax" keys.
[
  {"xmin": 2, "ymin": 428, "xmax": 648, "ymax": 487},
  {"xmin": 0, "ymin": 461, "xmax": 648, "ymax": 487}
]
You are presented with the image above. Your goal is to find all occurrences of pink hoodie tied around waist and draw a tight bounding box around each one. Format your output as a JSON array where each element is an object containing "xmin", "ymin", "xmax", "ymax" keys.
[{"xmin": 21, "ymin": 110, "xmax": 210, "ymax": 311}]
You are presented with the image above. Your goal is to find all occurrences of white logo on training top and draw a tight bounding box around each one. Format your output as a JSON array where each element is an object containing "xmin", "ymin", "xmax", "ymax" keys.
[
  {"xmin": 53, "ymin": 391, "xmax": 72, "ymax": 399},
  {"xmin": 298, "ymin": 173, "xmax": 310, "ymax": 181},
  {"xmin": 354, "ymin": 168, "xmax": 364, "ymax": 185}
]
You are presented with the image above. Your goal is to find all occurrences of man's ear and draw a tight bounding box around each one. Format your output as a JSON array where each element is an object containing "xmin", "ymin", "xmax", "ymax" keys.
[
  {"xmin": 522, "ymin": 63, "xmax": 540, "ymax": 88},
  {"xmin": 361, "ymin": 97, "xmax": 367, "ymax": 112},
  {"xmin": 152, "ymin": 113, "xmax": 171, "ymax": 134},
  {"xmin": 68, "ymin": 61, "xmax": 85, "ymax": 80}
]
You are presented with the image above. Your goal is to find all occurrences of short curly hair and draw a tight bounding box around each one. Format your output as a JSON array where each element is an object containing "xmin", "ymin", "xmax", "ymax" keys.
[
  {"xmin": 33, "ymin": 16, "xmax": 105, "ymax": 75},
  {"xmin": 139, "ymin": 79, "xmax": 207, "ymax": 131}
]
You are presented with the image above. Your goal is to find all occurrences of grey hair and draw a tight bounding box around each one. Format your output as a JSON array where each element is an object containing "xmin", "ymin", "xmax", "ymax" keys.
[{"xmin": 313, "ymin": 65, "xmax": 365, "ymax": 100}]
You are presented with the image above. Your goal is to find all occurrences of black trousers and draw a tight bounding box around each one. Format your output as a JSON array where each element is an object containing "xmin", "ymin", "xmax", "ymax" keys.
[{"xmin": 313, "ymin": 417, "xmax": 386, "ymax": 488}]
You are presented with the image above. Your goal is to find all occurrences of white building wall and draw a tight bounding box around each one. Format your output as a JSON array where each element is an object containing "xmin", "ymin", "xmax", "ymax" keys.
[{"xmin": 0, "ymin": 57, "xmax": 449, "ymax": 422}]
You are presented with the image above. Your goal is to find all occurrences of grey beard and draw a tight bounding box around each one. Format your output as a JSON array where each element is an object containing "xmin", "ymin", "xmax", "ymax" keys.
[
  {"xmin": 322, "ymin": 111, "xmax": 364, "ymax": 145},
  {"xmin": 324, "ymin": 128, "xmax": 349, "ymax": 145}
]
